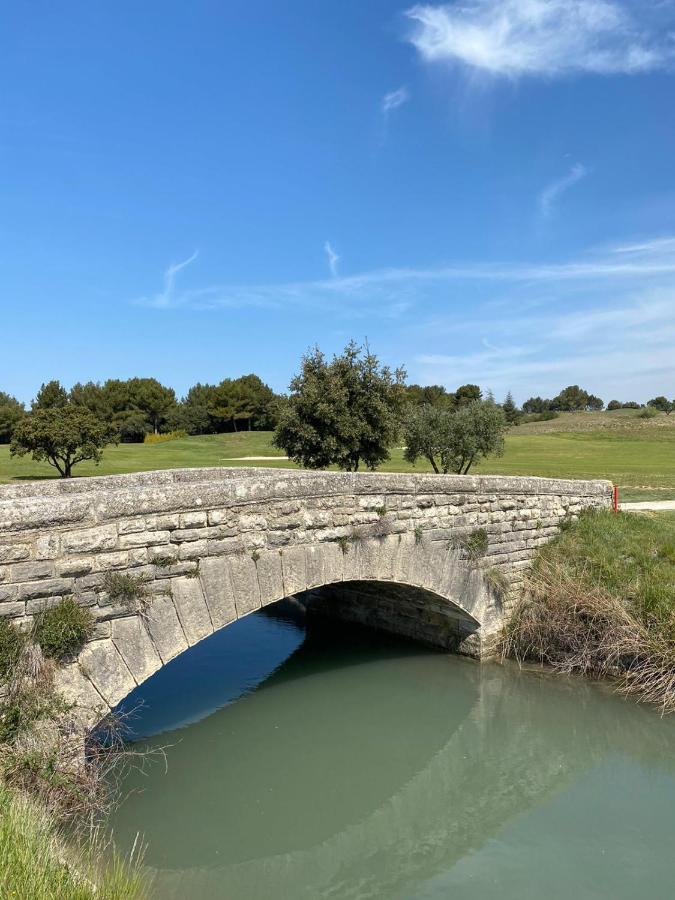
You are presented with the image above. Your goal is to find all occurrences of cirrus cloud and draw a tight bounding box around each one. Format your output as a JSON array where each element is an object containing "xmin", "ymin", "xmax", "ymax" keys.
[{"xmin": 406, "ymin": 0, "xmax": 675, "ymax": 79}]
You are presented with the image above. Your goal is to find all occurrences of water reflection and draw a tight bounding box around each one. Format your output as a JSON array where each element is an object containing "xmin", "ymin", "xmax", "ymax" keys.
[{"xmin": 108, "ymin": 607, "xmax": 675, "ymax": 900}]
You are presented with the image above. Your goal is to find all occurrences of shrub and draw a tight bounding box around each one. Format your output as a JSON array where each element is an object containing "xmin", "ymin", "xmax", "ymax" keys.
[
  {"xmin": 32, "ymin": 598, "xmax": 93, "ymax": 661},
  {"xmin": 103, "ymin": 572, "xmax": 149, "ymax": 612},
  {"xmin": 0, "ymin": 618, "xmax": 25, "ymax": 680},
  {"xmin": 456, "ymin": 528, "xmax": 489, "ymax": 560},
  {"xmin": 639, "ymin": 407, "xmax": 659, "ymax": 419},
  {"xmin": 143, "ymin": 429, "xmax": 187, "ymax": 444}
]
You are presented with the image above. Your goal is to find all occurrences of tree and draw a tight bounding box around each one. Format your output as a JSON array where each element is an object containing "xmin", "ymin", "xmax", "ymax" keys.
[
  {"xmin": 455, "ymin": 384, "xmax": 482, "ymax": 406},
  {"xmin": 70, "ymin": 381, "xmax": 113, "ymax": 420},
  {"xmin": 523, "ymin": 396, "xmax": 552, "ymax": 414},
  {"xmin": 0, "ymin": 392, "xmax": 25, "ymax": 443},
  {"xmin": 607, "ymin": 400, "xmax": 622, "ymax": 411},
  {"xmin": 404, "ymin": 384, "xmax": 455, "ymax": 409},
  {"xmin": 127, "ymin": 378, "xmax": 176, "ymax": 434},
  {"xmin": 551, "ymin": 385, "xmax": 603, "ymax": 412},
  {"xmin": 274, "ymin": 342, "xmax": 405, "ymax": 471},
  {"xmin": 33, "ymin": 380, "xmax": 68, "ymax": 410},
  {"xmin": 501, "ymin": 391, "xmax": 521, "ymax": 424},
  {"xmin": 403, "ymin": 401, "xmax": 506, "ymax": 474},
  {"xmin": 10, "ymin": 407, "xmax": 117, "ymax": 477},
  {"xmin": 648, "ymin": 396, "xmax": 674, "ymax": 415}
]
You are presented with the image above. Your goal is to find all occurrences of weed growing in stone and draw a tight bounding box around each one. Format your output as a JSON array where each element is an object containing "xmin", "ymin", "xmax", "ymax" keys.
[{"xmin": 33, "ymin": 598, "xmax": 93, "ymax": 661}]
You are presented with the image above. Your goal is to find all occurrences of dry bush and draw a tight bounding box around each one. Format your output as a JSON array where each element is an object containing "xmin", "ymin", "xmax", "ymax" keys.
[{"xmin": 502, "ymin": 558, "xmax": 675, "ymax": 713}]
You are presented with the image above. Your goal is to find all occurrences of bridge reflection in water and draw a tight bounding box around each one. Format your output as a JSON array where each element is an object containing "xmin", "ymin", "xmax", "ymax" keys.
[{"xmin": 108, "ymin": 603, "xmax": 675, "ymax": 900}]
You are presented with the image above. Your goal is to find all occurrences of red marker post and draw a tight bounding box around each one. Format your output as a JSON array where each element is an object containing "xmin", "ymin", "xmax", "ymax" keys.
[{"xmin": 613, "ymin": 484, "xmax": 619, "ymax": 513}]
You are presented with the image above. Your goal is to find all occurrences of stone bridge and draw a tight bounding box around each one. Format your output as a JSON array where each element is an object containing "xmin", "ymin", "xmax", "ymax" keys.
[{"xmin": 0, "ymin": 468, "xmax": 611, "ymax": 730}]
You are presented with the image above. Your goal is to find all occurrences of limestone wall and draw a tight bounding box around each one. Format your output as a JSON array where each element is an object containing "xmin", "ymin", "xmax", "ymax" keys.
[{"xmin": 0, "ymin": 468, "xmax": 611, "ymax": 726}]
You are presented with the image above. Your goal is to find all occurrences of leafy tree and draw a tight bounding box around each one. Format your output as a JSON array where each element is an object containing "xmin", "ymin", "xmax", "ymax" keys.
[
  {"xmin": 648, "ymin": 396, "xmax": 674, "ymax": 415},
  {"xmin": 0, "ymin": 392, "xmax": 24, "ymax": 443},
  {"xmin": 501, "ymin": 391, "xmax": 521, "ymax": 424},
  {"xmin": 404, "ymin": 384, "xmax": 455, "ymax": 409},
  {"xmin": 10, "ymin": 406, "xmax": 117, "ymax": 477},
  {"xmin": 455, "ymin": 384, "xmax": 482, "ymax": 406},
  {"xmin": 127, "ymin": 378, "xmax": 177, "ymax": 434},
  {"xmin": 551, "ymin": 385, "xmax": 603, "ymax": 412},
  {"xmin": 32, "ymin": 380, "xmax": 68, "ymax": 410},
  {"xmin": 70, "ymin": 381, "xmax": 113, "ymax": 420},
  {"xmin": 522, "ymin": 396, "xmax": 552, "ymax": 414},
  {"xmin": 621, "ymin": 401, "xmax": 641, "ymax": 409},
  {"xmin": 403, "ymin": 401, "xmax": 506, "ymax": 474},
  {"xmin": 274, "ymin": 342, "xmax": 405, "ymax": 471},
  {"xmin": 606, "ymin": 400, "xmax": 622, "ymax": 411}
]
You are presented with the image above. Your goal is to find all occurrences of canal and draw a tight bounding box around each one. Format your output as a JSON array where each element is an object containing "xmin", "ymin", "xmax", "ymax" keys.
[{"xmin": 107, "ymin": 603, "xmax": 675, "ymax": 899}]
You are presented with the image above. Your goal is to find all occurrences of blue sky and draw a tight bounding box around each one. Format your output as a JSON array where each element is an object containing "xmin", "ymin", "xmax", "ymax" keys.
[{"xmin": 2, "ymin": 0, "xmax": 675, "ymax": 405}]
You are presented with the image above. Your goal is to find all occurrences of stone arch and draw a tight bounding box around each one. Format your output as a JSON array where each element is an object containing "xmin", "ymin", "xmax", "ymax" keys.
[{"xmin": 54, "ymin": 535, "xmax": 496, "ymax": 733}]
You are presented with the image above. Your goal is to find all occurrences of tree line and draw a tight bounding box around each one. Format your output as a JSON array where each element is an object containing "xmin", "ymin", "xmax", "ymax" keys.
[{"xmin": 2, "ymin": 343, "xmax": 673, "ymax": 477}]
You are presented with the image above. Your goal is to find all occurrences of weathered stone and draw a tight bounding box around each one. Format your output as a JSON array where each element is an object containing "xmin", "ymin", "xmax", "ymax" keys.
[
  {"xmin": 78, "ymin": 639, "xmax": 136, "ymax": 707},
  {"xmin": 16, "ymin": 578, "xmax": 73, "ymax": 601},
  {"xmin": 0, "ymin": 467, "xmax": 612, "ymax": 732},
  {"xmin": 281, "ymin": 545, "xmax": 307, "ymax": 596},
  {"xmin": 255, "ymin": 551, "xmax": 284, "ymax": 606},
  {"xmin": 199, "ymin": 556, "xmax": 237, "ymax": 628},
  {"xmin": 62, "ymin": 524, "xmax": 118, "ymax": 554},
  {"xmin": 171, "ymin": 576, "xmax": 213, "ymax": 644},
  {"xmin": 0, "ymin": 544, "xmax": 30, "ymax": 563},
  {"xmin": 10, "ymin": 561, "xmax": 53, "ymax": 582},
  {"xmin": 228, "ymin": 554, "xmax": 261, "ymax": 616},
  {"xmin": 53, "ymin": 663, "xmax": 109, "ymax": 728},
  {"xmin": 145, "ymin": 594, "xmax": 188, "ymax": 663},
  {"xmin": 112, "ymin": 617, "xmax": 162, "ymax": 684}
]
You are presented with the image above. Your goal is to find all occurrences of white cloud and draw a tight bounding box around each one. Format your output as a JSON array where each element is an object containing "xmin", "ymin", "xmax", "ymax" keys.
[
  {"xmin": 539, "ymin": 163, "xmax": 588, "ymax": 216},
  {"xmin": 324, "ymin": 240, "xmax": 340, "ymax": 278},
  {"xmin": 406, "ymin": 0, "xmax": 673, "ymax": 78},
  {"xmin": 147, "ymin": 250, "xmax": 198, "ymax": 308},
  {"xmin": 382, "ymin": 86, "xmax": 410, "ymax": 116}
]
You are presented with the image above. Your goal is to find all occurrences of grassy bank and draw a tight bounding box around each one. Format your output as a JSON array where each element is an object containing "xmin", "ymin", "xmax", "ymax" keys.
[
  {"xmin": 2, "ymin": 408, "xmax": 675, "ymax": 500},
  {"xmin": 0, "ymin": 782, "xmax": 148, "ymax": 899},
  {"xmin": 504, "ymin": 510, "xmax": 675, "ymax": 709}
]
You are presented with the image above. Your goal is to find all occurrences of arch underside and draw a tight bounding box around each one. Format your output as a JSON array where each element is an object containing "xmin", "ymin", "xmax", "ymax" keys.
[{"xmin": 55, "ymin": 550, "xmax": 491, "ymax": 735}]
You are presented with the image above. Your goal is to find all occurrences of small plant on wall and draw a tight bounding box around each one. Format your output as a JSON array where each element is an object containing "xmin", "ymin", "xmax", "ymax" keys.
[
  {"xmin": 32, "ymin": 598, "xmax": 94, "ymax": 661},
  {"xmin": 103, "ymin": 571, "xmax": 151, "ymax": 617}
]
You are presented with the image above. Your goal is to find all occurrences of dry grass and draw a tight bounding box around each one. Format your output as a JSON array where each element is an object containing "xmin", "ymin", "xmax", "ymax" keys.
[{"xmin": 503, "ymin": 510, "xmax": 675, "ymax": 712}]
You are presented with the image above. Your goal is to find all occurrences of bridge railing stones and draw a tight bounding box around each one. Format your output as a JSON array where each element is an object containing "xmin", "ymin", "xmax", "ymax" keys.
[{"xmin": 0, "ymin": 468, "xmax": 612, "ymax": 728}]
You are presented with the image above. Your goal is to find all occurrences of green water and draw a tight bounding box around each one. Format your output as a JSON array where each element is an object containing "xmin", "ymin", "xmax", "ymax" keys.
[{"xmin": 108, "ymin": 609, "xmax": 675, "ymax": 899}]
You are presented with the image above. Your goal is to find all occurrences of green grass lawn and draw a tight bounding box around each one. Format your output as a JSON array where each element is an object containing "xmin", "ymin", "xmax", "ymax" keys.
[{"xmin": 1, "ymin": 420, "xmax": 674, "ymax": 501}]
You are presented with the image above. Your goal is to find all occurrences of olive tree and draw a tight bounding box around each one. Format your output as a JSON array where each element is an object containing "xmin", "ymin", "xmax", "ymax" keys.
[
  {"xmin": 10, "ymin": 407, "xmax": 117, "ymax": 477},
  {"xmin": 274, "ymin": 342, "xmax": 405, "ymax": 471},
  {"xmin": 647, "ymin": 396, "xmax": 674, "ymax": 415},
  {"xmin": 403, "ymin": 401, "xmax": 506, "ymax": 475}
]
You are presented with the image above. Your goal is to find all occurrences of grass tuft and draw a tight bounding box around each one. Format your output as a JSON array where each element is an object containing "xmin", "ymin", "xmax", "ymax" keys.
[{"xmin": 33, "ymin": 599, "xmax": 94, "ymax": 662}]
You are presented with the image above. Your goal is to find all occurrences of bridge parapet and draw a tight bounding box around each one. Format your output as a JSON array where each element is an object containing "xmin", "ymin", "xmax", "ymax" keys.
[{"xmin": 0, "ymin": 468, "xmax": 611, "ymax": 728}]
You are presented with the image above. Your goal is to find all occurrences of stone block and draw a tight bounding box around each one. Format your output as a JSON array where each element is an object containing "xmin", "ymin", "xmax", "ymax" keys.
[
  {"xmin": 145, "ymin": 594, "xmax": 189, "ymax": 663},
  {"xmin": 255, "ymin": 551, "xmax": 284, "ymax": 606},
  {"xmin": 78, "ymin": 639, "xmax": 136, "ymax": 707},
  {"xmin": 62, "ymin": 525, "xmax": 118, "ymax": 554},
  {"xmin": 199, "ymin": 556, "xmax": 237, "ymax": 628},
  {"xmin": 118, "ymin": 531, "xmax": 170, "ymax": 549},
  {"xmin": 0, "ymin": 544, "xmax": 31, "ymax": 563},
  {"xmin": 10, "ymin": 561, "xmax": 53, "ymax": 582},
  {"xmin": 53, "ymin": 663, "xmax": 110, "ymax": 728},
  {"xmin": 280, "ymin": 545, "xmax": 307, "ymax": 597},
  {"xmin": 228, "ymin": 554, "xmax": 261, "ymax": 616},
  {"xmin": 112, "ymin": 617, "xmax": 162, "ymax": 684},
  {"xmin": 171, "ymin": 576, "xmax": 213, "ymax": 645},
  {"xmin": 16, "ymin": 578, "xmax": 73, "ymax": 601}
]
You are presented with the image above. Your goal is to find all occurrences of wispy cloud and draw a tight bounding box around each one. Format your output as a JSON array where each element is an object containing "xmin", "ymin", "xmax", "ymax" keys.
[
  {"xmin": 539, "ymin": 163, "xmax": 588, "ymax": 217},
  {"xmin": 324, "ymin": 240, "xmax": 340, "ymax": 278},
  {"xmin": 382, "ymin": 86, "xmax": 410, "ymax": 116},
  {"xmin": 406, "ymin": 0, "xmax": 674, "ymax": 79},
  {"xmin": 146, "ymin": 250, "xmax": 199, "ymax": 309}
]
